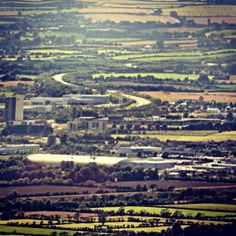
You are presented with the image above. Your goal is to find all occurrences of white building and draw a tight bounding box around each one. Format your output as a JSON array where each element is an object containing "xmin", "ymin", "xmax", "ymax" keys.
[
  {"xmin": 0, "ymin": 144, "xmax": 40, "ymax": 155},
  {"xmin": 29, "ymin": 94, "xmax": 110, "ymax": 106},
  {"xmin": 67, "ymin": 117, "xmax": 108, "ymax": 131}
]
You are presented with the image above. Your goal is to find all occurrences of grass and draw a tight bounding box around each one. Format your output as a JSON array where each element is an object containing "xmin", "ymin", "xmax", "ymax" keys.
[
  {"xmin": 115, "ymin": 226, "xmax": 170, "ymax": 232},
  {"xmin": 56, "ymin": 222, "xmax": 141, "ymax": 229},
  {"xmin": 0, "ymin": 92, "xmax": 14, "ymax": 96},
  {"xmin": 112, "ymin": 131, "xmax": 236, "ymax": 142},
  {"xmin": 93, "ymin": 72, "xmax": 209, "ymax": 81},
  {"xmin": 28, "ymin": 49, "xmax": 81, "ymax": 55},
  {"xmin": 0, "ymin": 155, "xmax": 12, "ymax": 160},
  {"xmin": 0, "ymin": 225, "xmax": 76, "ymax": 236},
  {"xmin": 163, "ymin": 204, "xmax": 236, "ymax": 212},
  {"xmin": 0, "ymin": 219, "xmax": 53, "ymax": 225},
  {"xmin": 93, "ymin": 206, "xmax": 236, "ymax": 218},
  {"xmin": 111, "ymin": 49, "xmax": 236, "ymax": 62}
]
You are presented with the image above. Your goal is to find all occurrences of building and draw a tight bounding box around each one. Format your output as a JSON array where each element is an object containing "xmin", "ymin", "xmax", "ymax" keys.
[
  {"xmin": 2, "ymin": 120, "xmax": 52, "ymax": 136},
  {"xmin": 27, "ymin": 153, "xmax": 177, "ymax": 169},
  {"xmin": 119, "ymin": 146, "xmax": 162, "ymax": 157},
  {"xmin": 0, "ymin": 144, "xmax": 40, "ymax": 155},
  {"xmin": 5, "ymin": 95, "xmax": 24, "ymax": 122},
  {"xmin": 29, "ymin": 94, "xmax": 110, "ymax": 106},
  {"xmin": 120, "ymin": 158, "xmax": 177, "ymax": 169},
  {"xmin": 65, "ymin": 94, "xmax": 110, "ymax": 105},
  {"xmin": 67, "ymin": 117, "xmax": 108, "ymax": 131}
]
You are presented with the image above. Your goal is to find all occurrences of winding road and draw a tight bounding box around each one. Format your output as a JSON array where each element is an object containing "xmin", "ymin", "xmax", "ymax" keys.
[
  {"xmin": 52, "ymin": 73, "xmax": 151, "ymax": 109},
  {"xmin": 53, "ymin": 73, "xmax": 79, "ymax": 88}
]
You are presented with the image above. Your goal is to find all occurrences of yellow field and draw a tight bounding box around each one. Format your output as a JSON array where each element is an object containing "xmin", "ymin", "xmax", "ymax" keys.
[
  {"xmin": 163, "ymin": 5, "xmax": 236, "ymax": 17},
  {"xmin": 112, "ymin": 131, "xmax": 236, "ymax": 142}
]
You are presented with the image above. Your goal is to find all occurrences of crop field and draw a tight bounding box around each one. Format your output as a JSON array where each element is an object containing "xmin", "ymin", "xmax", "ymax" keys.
[
  {"xmin": 139, "ymin": 91, "xmax": 236, "ymax": 103},
  {"xmin": 24, "ymin": 211, "xmax": 76, "ymax": 219},
  {"xmin": 112, "ymin": 131, "xmax": 236, "ymax": 142},
  {"xmin": 93, "ymin": 72, "xmax": 205, "ymax": 80},
  {"xmin": 0, "ymin": 81, "xmax": 34, "ymax": 87},
  {"xmin": 93, "ymin": 206, "xmax": 236, "ymax": 218},
  {"xmin": 163, "ymin": 5, "xmax": 236, "ymax": 17}
]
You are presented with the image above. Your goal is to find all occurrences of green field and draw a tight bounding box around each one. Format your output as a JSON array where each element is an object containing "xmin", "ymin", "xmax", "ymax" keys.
[
  {"xmin": 115, "ymin": 226, "xmax": 170, "ymax": 232},
  {"xmin": 164, "ymin": 204, "xmax": 236, "ymax": 212},
  {"xmin": 112, "ymin": 131, "xmax": 236, "ymax": 142},
  {"xmin": 93, "ymin": 72, "xmax": 207, "ymax": 81},
  {"xmin": 93, "ymin": 206, "xmax": 236, "ymax": 218},
  {"xmin": 56, "ymin": 222, "xmax": 141, "ymax": 229},
  {"xmin": 0, "ymin": 225, "xmax": 76, "ymax": 236},
  {"xmin": 28, "ymin": 49, "xmax": 81, "ymax": 55},
  {"xmin": 0, "ymin": 219, "xmax": 55, "ymax": 225},
  {"xmin": 111, "ymin": 49, "xmax": 236, "ymax": 62}
]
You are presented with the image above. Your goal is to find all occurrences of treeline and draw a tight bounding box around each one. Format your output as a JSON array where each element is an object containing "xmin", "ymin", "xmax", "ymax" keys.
[
  {"xmin": 0, "ymin": 157, "xmax": 159, "ymax": 187},
  {"xmin": 207, "ymin": 0, "xmax": 236, "ymax": 4}
]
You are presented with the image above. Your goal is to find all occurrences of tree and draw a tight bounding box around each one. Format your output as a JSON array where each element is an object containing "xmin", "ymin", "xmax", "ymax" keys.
[
  {"xmin": 98, "ymin": 211, "xmax": 107, "ymax": 226},
  {"xmin": 171, "ymin": 222, "xmax": 184, "ymax": 236},
  {"xmin": 226, "ymin": 111, "xmax": 234, "ymax": 122},
  {"xmin": 154, "ymin": 9, "xmax": 162, "ymax": 15},
  {"xmin": 198, "ymin": 74, "xmax": 209, "ymax": 83}
]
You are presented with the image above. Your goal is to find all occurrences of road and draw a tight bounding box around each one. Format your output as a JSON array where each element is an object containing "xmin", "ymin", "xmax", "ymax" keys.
[
  {"xmin": 53, "ymin": 73, "xmax": 79, "ymax": 87},
  {"xmin": 53, "ymin": 73, "xmax": 151, "ymax": 109}
]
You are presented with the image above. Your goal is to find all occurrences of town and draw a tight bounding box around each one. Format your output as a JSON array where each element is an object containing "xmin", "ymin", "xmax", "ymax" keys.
[{"xmin": 0, "ymin": 0, "xmax": 236, "ymax": 235}]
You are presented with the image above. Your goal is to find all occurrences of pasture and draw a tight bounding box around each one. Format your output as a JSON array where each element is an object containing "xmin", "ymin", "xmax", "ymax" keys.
[
  {"xmin": 0, "ymin": 225, "xmax": 75, "ymax": 236},
  {"xmin": 93, "ymin": 72, "xmax": 206, "ymax": 81}
]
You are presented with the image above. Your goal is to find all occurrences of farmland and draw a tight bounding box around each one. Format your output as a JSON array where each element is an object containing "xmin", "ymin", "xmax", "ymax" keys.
[
  {"xmin": 93, "ymin": 72, "xmax": 206, "ymax": 80},
  {"xmin": 139, "ymin": 91, "xmax": 236, "ymax": 103},
  {"xmin": 93, "ymin": 206, "xmax": 236, "ymax": 218},
  {"xmin": 0, "ymin": 0, "xmax": 236, "ymax": 235},
  {"xmin": 112, "ymin": 131, "xmax": 236, "ymax": 142}
]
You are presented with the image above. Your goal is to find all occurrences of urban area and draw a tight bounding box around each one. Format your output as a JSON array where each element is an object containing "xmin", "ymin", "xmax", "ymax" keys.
[{"xmin": 0, "ymin": 0, "xmax": 236, "ymax": 235}]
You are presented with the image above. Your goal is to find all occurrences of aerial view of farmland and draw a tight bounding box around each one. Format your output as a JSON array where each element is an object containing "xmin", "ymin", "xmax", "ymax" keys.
[{"xmin": 0, "ymin": 0, "xmax": 236, "ymax": 235}]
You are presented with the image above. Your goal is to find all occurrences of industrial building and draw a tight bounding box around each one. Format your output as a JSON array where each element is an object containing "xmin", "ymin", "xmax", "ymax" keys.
[
  {"xmin": 27, "ymin": 153, "xmax": 178, "ymax": 170},
  {"xmin": 29, "ymin": 94, "xmax": 110, "ymax": 106}
]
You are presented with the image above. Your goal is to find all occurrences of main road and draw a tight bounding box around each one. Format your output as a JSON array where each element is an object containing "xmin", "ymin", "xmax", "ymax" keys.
[{"xmin": 52, "ymin": 73, "xmax": 151, "ymax": 108}]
